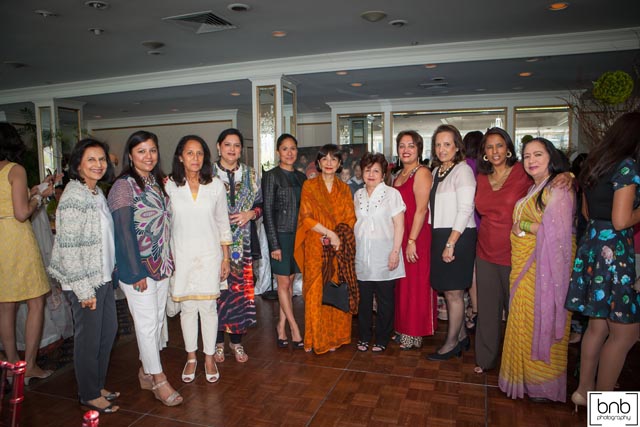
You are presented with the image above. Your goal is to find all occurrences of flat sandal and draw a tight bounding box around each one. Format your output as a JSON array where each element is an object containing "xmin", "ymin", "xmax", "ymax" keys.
[
  {"xmin": 229, "ymin": 343, "xmax": 248, "ymax": 363},
  {"xmin": 213, "ymin": 344, "xmax": 225, "ymax": 363}
]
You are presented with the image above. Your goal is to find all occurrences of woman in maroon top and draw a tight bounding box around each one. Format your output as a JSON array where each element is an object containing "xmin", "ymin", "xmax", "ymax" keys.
[
  {"xmin": 474, "ymin": 128, "xmax": 572, "ymax": 374},
  {"xmin": 474, "ymin": 128, "xmax": 530, "ymax": 374}
]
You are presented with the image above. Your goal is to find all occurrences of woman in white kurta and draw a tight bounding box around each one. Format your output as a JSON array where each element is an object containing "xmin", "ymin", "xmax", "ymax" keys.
[
  {"xmin": 166, "ymin": 135, "xmax": 232, "ymax": 384},
  {"xmin": 354, "ymin": 153, "xmax": 406, "ymax": 352}
]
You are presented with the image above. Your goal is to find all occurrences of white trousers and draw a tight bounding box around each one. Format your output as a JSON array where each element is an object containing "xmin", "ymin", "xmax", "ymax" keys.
[
  {"xmin": 180, "ymin": 299, "xmax": 218, "ymax": 355},
  {"xmin": 120, "ymin": 278, "xmax": 169, "ymax": 375}
]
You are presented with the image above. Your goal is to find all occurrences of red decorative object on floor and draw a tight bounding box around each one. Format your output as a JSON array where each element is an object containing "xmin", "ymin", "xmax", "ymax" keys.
[
  {"xmin": 0, "ymin": 360, "xmax": 26, "ymax": 427},
  {"xmin": 82, "ymin": 410, "xmax": 100, "ymax": 427}
]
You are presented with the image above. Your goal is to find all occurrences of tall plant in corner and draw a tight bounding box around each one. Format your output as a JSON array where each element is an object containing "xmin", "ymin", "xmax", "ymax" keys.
[{"xmin": 565, "ymin": 66, "xmax": 640, "ymax": 148}]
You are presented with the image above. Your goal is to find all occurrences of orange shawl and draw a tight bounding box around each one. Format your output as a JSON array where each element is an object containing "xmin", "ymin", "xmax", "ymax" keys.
[{"xmin": 294, "ymin": 176, "xmax": 356, "ymax": 354}]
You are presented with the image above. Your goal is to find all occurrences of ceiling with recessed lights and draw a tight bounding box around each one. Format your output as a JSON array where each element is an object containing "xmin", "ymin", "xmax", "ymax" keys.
[{"xmin": 0, "ymin": 0, "xmax": 639, "ymax": 119}]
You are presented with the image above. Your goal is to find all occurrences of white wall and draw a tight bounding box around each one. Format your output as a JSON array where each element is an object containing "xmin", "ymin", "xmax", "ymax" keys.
[
  {"xmin": 87, "ymin": 110, "xmax": 237, "ymax": 174},
  {"xmin": 296, "ymin": 112, "xmax": 331, "ymax": 147}
]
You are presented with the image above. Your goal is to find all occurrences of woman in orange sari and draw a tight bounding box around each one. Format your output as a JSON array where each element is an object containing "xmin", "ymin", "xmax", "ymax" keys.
[{"xmin": 294, "ymin": 144, "xmax": 356, "ymax": 354}]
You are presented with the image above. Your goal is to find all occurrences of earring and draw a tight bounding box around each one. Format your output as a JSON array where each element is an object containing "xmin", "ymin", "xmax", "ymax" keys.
[
  {"xmin": 483, "ymin": 155, "xmax": 489, "ymax": 161},
  {"xmin": 506, "ymin": 151, "xmax": 513, "ymax": 158}
]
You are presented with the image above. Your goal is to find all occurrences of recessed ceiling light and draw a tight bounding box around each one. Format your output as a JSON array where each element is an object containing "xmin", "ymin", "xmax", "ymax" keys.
[
  {"xmin": 519, "ymin": 72, "xmax": 533, "ymax": 77},
  {"xmin": 227, "ymin": 3, "xmax": 250, "ymax": 12},
  {"xmin": 548, "ymin": 2, "xmax": 569, "ymax": 11},
  {"xmin": 350, "ymin": 82, "xmax": 363, "ymax": 87},
  {"xmin": 525, "ymin": 57, "xmax": 540, "ymax": 62},
  {"xmin": 336, "ymin": 71, "xmax": 348, "ymax": 76},
  {"xmin": 230, "ymin": 92, "xmax": 241, "ymax": 96},
  {"xmin": 84, "ymin": 0, "xmax": 109, "ymax": 10},
  {"xmin": 404, "ymin": 92, "xmax": 414, "ymax": 96},
  {"xmin": 271, "ymin": 30, "xmax": 287, "ymax": 38},
  {"xmin": 475, "ymin": 88, "xmax": 486, "ymax": 92},
  {"xmin": 141, "ymin": 41, "xmax": 165, "ymax": 49},
  {"xmin": 424, "ymin": 64, "xmax": 437, "ymax": 69},
  {"xmin": 93, "ymin": 115, "xmax": 102, "ymax": 119},
  {"xmin": 440, "ymin": 90, "xmax": 450, "ymax": 94},
  {"xmin": 3, "ymin": 61, "xmax": 27, "ymax": 69},
  {"xmin": 147, "ymin": 50, "xmax": 163, "ymax": 56},
  {"xmin": 34, "ymin": 10, "xmax": 57, "ymax": 18},
  {"xmin": 369, "ymin": 94, "xmax": 379, "ymax": 98},
  {"xmin": 512, "ymin": 86, "xmax": 524, "ymax": 90},
  {"xmin": 88, "ymin": 28, "xmax": 105, "ymax": 35},
  {"xmin": 132, "ymin": 101, "xmax": 141, "ymax": 105},
  {"xmin": 360, "ymin": 10, "xmax": 387, "ymax": 22},
  {"xmin": 389, "ymin": 19, "xmax": 408, "ymax": 27},
  {"xmin": 170, "ymin": 108, "xmax": 179, "ymax": 112}
]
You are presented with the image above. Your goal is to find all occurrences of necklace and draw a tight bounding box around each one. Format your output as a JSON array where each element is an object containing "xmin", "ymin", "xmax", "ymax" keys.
[
  {"xmin": 401, "ymin": 165, "xmax": 420, "ymax": 177},
  {"xmin": 437, "ymin": 162, "xmax": 455, "ymax": 178},
  {"xmin": 489, "ymin": 166, "xmax": 512, "ymax": 190},
  {"xmin": 141, "ymin": 174, "xmax": 157, "ymax": 187},
  {"xmin": 513, "ymin": 176, "xmax": 550, "ymax": 223},
  {"xmin": 83, "ymin": 182, "xmax": 98, "ymax": 195}
]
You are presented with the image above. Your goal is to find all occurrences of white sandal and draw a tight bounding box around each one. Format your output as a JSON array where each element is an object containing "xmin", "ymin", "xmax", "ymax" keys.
[{"xmin": 181, "ymin": 359, "xmax": 197, "ymax": 383}]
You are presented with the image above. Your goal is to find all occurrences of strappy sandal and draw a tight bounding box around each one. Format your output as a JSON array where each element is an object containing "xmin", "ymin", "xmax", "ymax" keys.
[
  {"xmin": 151, "ymin": 380, "xmax": 183, "ymax": 407},
  {"xmin": 101, "ymin": 390, "xmax": 120, "ymax": 401},
  {"xmin": 356, "ymin": 341, "xmax": 369, "ymax": 352},
  {"xmin": 80, "ymin": 398, "xmax": 119, "ymax": 414},
  {"xmin": 138, "ymin": 368, "xmax": 153, "ymax": 390},
  {"xmin": 213, "ymin": 344, "xmax": 225, "ymax": 363},
  {"xmin": 371, "ymin": 344, "xmax": 386, "ymax": 352},
  {"xmin": 229, "ymin": 343, "xmax": 249, "ymax": 363},
  {"xmin": 465, "ymin": 307, "xmax": 478, "ymax": 333}
]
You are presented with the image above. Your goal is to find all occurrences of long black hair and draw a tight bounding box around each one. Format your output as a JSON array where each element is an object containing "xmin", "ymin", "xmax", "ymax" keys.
[
  {"xmin": 68, "ymin": 138, "xmax": 115, "ymax": 184},
  {"xmin": 522, "ymin": 137, "xmax": 569, "ymax": 211},
  {"xmin": 170, "ymin": 135, "xmax": 213, "ymax": 186},
  {"xmin": 580, "ymin": 112, "xmax": 640, "ymax": 189},
  {"xmin": 117, "ymin": 130, "xmax": 167, "ymax": 196},
  {"xmin": 0, "ymin": 122, "xmax": 26, "ymax": 163},
  {"xmin": 477, "ymin": 127, "xmax": 518, "ymax": 175}
]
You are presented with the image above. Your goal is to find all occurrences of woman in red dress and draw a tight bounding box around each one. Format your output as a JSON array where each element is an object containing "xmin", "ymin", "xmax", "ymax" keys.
[{"xmin": 392, "ymin": 130, "xmax": 437, "ymax": 349}]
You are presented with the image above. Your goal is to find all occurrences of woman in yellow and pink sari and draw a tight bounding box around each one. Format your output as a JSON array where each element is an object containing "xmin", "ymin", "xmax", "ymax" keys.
[{"xmin": 499, "ymin": 137, "xmax": 575, "ymax": 403}]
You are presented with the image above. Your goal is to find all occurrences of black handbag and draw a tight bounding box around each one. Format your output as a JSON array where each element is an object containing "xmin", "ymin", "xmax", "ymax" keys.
[{"xmin": 321, "ymin": 244, "xmax": 350, "ymax": 313}]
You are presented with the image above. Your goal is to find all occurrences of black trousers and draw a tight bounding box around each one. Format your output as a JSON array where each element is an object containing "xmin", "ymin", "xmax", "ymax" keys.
[
  {"xmin": 66, "ymin": 282, "xmax": 117, "ymax": 401},
  {"xmin": 357, "ymin": 279, "xmax": 395, "ymax": 346}
]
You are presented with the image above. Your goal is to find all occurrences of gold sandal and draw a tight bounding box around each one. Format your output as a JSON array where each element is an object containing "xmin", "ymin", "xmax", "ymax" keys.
[
  {"xmin": 213, "ymin": 344, "xmax": 225, "ymax": 363},
  {"xmin": 151, "ymin": 380, "xmax": 183, "ymax": 407},
  {"xmin": 229, "ymin": 343, "xmax": 248, "ymax": 363}
]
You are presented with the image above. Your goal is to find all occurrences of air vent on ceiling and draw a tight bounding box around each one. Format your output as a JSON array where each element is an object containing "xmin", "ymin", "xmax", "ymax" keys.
[
  {"xmin": 163, "ymin": 11, "xmax": 237, "ymax": 34},
  {"xmin": 419, "ymin": 82, "xmax": 449, "ymax": 89}
]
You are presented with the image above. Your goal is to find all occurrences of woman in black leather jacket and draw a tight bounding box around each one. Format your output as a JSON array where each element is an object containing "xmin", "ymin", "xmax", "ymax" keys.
[{"xmin": 262, "ymin": 134, "xmax": 307, "ymax": 348}]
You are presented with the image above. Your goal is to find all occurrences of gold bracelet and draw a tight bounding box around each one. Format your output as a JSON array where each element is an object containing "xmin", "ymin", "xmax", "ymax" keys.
[
  {"xmin": 223, "ymin": 258, "xmax": 230, "ymax": 262},
  {"xmin": 407, "ymin": 239, "xmax": 416, "ymax": 245}
]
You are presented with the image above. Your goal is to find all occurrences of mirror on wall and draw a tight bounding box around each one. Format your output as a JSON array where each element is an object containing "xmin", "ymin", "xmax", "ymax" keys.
[
  {"xmin": 337, "ymin": 113, "xmax": 383, "ymax": 153},
  {"xmin": 257, "ymin": 85, "xmax": 276, "ymax": 171},
  {"xmin": 37, "ymin": 106, "xmax": 57, "ymax": 176},
  {"xmin": 282, "ymin": 86, "xmax": 296, "ymax": 137},
  {"xmin": 57, "ymin": 107, "xmax": 81, "ymax": 164}
]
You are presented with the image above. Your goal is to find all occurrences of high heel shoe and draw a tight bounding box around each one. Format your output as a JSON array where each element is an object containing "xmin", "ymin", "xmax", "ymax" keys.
[
  {"xmin": 459, "ymin": 336, "xmax": 471, "ymax": 352},
  {"xmin": 426, "ymin": 343, "xmax": 462, "ymax": 361},
  {"xmin": 151, "ymin": 380, "xmax": 183, "ymax": 407},
  {"xmin": 138, "ymin": 368, "xmax": 153, "ymax": 390},
  {"xmin": 24, "ymin": 370, "xmax": 53, "ymax": 385},
  {"xmin": 205, "ymin": 362, "xmax": 220, "ymax": 383},
  {"xmin": 181, "ymin": 359, "xmax": 197, "ymax": 383},
  {"xmin": 571, "ymin": 391, "xmax": 587, "ymax": 413},
  {"xmin": 276, "ymin": 327, "xmax": 289, "ymax": 348}
]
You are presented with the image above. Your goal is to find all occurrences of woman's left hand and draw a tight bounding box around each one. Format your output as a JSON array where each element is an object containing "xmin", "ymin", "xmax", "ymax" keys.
[
  {"xmin": 230, "ymin": 210, "xmax": 254, "ymax": 227},
  {"xmin": 442, "ymin": 246, "xmax": 455, "ymax": 263},
  {"xmin": 81, "ymin": 297, "xmax": 97, "ymax": 310},
  {"xmin": 511, "ymin": 221, "xmax": 524, "ymax": 236},
  {"xmin": 220, "ymin": 259, "xmax": 230, "ymax": 281},
  {"xmin": 388, "ymin": 251, "xmax": 400, "ymax": 271}
]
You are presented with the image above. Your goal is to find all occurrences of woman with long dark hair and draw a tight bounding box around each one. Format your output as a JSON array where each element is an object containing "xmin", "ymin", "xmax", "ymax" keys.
[
  {"xmin": 0, "ymin": 123, "xmax": 53, "ymax": 383},
  {"xmin": 107, "ymin": 130, "xmax": 182, "ymax": 406},
  {"xmin": 49, "ymin": 139, "xmax": 119, "ymax": 413},
  {"xmin": 166, "ymin": 135, "xmax": 231, "ymax": 383},
  {"xmin": 499, "ymin": 137, "xmax": 575, "ymax": 402},
  {"xmin": 566, "ymin": 112, "xmax": 640, "ymax": 409},
  {"xmin": 262, "ymin": 133, "xmax": 306, "ymax": 349}
]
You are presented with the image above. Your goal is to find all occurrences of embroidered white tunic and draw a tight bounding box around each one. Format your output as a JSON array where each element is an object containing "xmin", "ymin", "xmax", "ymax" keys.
[
  {"xmin": 354, "ymin": 182, "xmax": 407, "ymax": 281},
  {"xmin": 166, "ymin": 177, "xmax": 232, "ymax": 301}
]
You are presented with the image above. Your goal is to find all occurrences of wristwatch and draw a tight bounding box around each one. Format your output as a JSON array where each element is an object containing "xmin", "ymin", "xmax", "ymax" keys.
[{"xmin": 445, "ymin": 242, "xmax": 454, "ymax": 249}]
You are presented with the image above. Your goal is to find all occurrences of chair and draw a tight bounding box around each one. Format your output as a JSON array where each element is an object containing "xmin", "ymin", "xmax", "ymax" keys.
[
  {"xmin": 82, "ymin": 410, "xmax": 99, "ymax": 426},
  {"xmin": 0, "ymin": 360, "xmax": 26, "ymax": 427}
]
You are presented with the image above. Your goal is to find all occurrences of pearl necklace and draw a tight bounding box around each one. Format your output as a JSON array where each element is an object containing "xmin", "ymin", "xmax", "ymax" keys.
[
  {"xmin": 401, "ymin": 165, "xmax": 420, "ymax": 177},
  {"xmin": 513, "ymin": 176, "xmax": 550, "ymax": 223},
  {"xmin": 437, "ymin": 162, "xmax": 455, "ymax": 178}
]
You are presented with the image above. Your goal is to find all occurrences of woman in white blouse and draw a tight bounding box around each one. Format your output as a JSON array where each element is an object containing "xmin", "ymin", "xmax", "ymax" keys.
[
  {"xmin": 166, "ymin": 135, "xmax": 231, "ymax": 383},
  {"xmin": 354, "ymin": 153, "xmax": 406, "ymax": 352},
  {"xmin": 427, "ymin": 124, "xmax": 477, "ymax": 361}
]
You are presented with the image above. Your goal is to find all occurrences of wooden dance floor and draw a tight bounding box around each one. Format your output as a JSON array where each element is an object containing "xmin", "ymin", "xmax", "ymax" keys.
[{"xmin": 8, "ymin": 296, "xmax": 640, "ymax": 426}]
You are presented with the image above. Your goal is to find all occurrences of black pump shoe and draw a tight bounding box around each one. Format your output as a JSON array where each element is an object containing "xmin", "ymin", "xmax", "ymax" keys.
[
  {"xmin": 459, "ymin": 336, "xmax": 471, "ymax": 352},
  {"xmin": 426, "ymin": 343, "xmax": 462, "ymax": 361}
]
